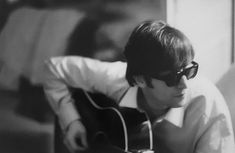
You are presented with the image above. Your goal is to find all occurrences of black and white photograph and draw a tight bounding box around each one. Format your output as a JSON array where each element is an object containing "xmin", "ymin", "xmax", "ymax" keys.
[{"xmin": 0, "ymin": 0, "xmax": 235, "ymax": 153}]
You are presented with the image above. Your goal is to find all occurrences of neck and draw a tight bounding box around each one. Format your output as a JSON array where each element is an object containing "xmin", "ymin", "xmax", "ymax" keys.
[{"xmin": 137, "ymin": 88, "xmax": 169, "ymax": 120}]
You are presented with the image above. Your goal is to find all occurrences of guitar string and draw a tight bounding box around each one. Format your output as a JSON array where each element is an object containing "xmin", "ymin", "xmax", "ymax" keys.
[
  {"xmin": 146, "ymin": 114, "xmax": 153, "ymax": 150},
  {"xmin": 83, "ymin": 91, "xmax": 129, "ymax": 152}
]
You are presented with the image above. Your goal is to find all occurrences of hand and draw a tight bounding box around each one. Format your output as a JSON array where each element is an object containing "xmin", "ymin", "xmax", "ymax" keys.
[{"xmin": 64, "ymin": 119, "xmax": 88, "ymax": 153}]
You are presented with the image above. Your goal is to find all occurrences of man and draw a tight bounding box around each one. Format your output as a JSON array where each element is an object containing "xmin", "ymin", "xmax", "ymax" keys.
[{"xmin": 42, "ymin": 20, "xmax": 235, "ymax": 153}]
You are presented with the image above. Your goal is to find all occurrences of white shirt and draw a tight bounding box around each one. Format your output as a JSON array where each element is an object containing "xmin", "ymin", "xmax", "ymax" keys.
[{"xmin": 42, "ymin": 56, "xmax": 235, "ymax": 153}]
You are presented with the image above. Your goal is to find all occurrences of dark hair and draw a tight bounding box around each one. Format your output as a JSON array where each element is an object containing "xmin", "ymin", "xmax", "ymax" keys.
[{"xmin": 124, "ymin": 20, "xmax": 195, "ymax": 87}]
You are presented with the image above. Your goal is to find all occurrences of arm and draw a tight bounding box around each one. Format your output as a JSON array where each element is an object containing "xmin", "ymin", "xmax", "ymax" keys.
[
  {"xmin": 43, "ymin": 55, "xmax": 128, "ymax": 129},
  {"xmin": 42, "ymin": 56, "xmax": 129, "ymax": 152},
  {"xmin": 195, "ymin": 115, "xmax": 235, "ymax": 153}
]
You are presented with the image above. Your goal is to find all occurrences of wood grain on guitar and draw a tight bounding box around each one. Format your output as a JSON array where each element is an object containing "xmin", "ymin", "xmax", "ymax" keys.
[{"xmin": 71, "ymin": 88, "xmax": 154, "ymax": 153}]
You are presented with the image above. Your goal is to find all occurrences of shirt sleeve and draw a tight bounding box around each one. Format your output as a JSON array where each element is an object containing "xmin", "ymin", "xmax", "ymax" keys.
[
  {"xmin": 42, "ymin": 56, "xmax": 129, "ymax": 130},
  {"xmin": 195, "ymin": 115, "xmax": 235, "ymax": 153}
]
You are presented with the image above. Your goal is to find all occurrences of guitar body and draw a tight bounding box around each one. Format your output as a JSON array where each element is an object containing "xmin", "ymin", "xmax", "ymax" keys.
[{"xmin": 72, "ymin": 89, "xmax": 153, "ymax": 153}]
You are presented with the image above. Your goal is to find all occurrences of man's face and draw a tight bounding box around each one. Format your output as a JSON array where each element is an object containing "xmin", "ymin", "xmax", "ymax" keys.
[
  {"xmin": 143, "ymin": 76, "xmax": 189, "ymax": 110},
  {"xmin": 141, "ymin": 61, "xmax": 198, "ymax": 109}
]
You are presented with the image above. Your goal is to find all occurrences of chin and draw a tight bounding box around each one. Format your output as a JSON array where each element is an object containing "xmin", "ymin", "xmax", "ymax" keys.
[{"xmin": 171, "ymin": 98, "xmax": 186, "ymax": 108}]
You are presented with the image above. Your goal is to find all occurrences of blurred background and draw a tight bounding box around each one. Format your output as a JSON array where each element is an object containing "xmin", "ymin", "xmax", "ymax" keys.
[{"xmin": 0, "ymin": 0, "xmax": 234, "ymax": 153}]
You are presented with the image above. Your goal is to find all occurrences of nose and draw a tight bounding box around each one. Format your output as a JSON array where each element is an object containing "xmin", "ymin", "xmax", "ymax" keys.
[{"xmin": 177, "ymin": 75, "xmax": 188, "ymax": 89}]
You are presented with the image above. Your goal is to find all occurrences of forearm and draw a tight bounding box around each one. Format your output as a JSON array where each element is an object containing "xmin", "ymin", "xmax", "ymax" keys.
[
  {"xmin": 43, "ymin": 59, "xmax": 81, "ymax": 130},
  {"xmin": 42, "ymin": 56, "xmax": 128, "ymax": 129}
]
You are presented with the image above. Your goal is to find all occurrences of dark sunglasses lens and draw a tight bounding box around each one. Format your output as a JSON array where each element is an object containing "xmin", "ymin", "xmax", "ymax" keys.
[
  {"xmin": 185, "ymin": 67, "xmax": 198, "ymax": 79},
  {"xmin": 166, "ymin": 66, "xmax": 198, "ymax": 87},
  {"xmin": 156, "ymin": 62, "xmax": 198, "ymax": 87}
]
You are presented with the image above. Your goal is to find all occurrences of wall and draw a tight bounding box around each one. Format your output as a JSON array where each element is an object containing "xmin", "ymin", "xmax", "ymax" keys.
[
  {"xmin": 167, "ymin": 0, "xmax": 232, "ymax": 83},
  {"xmin": 0, "ymin": 0, "xmax": 167, "ymax": 90}
]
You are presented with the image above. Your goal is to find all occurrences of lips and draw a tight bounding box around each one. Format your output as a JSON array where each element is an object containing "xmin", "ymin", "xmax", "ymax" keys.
[{"xmin": 174, "ymin": 92, "xmax": 186, "ymax": 97}]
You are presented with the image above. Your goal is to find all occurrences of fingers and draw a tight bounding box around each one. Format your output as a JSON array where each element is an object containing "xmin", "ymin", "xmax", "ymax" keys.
[
  {"xmin": 64, "ymin": 135, "xmax": 86, "ymax": 152},
  {"xmin": 64, "ymin": 120, "xmax": 89, "ymax": 152},
  {"xmin": 64, "ymin": 139, "xmax": 76, "ymax": 153},
  {"xmin": 81, "ymin": 132, "xmax": 88, "ymax": 148},
  {"xmin": 64, "ymin": 130, "xmax": 88, "ymax": 152}
]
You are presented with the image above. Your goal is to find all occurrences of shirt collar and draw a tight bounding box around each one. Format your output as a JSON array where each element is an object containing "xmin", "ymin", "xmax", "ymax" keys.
[{"xmin": 119, "ymin": 87, "xmax": 185, "ymax": 128}]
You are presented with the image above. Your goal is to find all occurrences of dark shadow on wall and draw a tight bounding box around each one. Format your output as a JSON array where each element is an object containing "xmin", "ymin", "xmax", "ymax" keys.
[
  {"xmin": 65, "ymin": 10, "xmax": 126, "ymax": 62},
  {"xmin": 65, "ymin": 16, "xmax": 100, "ymax": 57}
]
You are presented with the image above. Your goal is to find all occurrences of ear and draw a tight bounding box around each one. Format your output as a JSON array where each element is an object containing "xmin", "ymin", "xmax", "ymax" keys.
[{"xmin": 134, "ymin": 76, "xmax": 147, "ymax": 88}]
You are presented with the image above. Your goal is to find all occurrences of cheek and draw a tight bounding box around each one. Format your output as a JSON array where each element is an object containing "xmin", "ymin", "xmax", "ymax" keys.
[
  {"xmin": 155, "ymin": 89, "xmax": 172, "ymax": 100},
  {"xmin": 150, "ymin": 80, "xmax": 171, "ymax": 96},
  {"xmin": 151, "ymin": 85, "xmax": 173, "ymax": 101}
]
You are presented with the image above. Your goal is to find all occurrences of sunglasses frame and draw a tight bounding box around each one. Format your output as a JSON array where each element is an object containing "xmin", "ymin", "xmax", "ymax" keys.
[{"xmin": 152, "ymin": 61, "xmax": 199, "ymax": 87}]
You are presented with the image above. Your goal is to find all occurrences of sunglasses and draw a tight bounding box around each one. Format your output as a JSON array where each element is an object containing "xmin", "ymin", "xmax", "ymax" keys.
[{"xmin": 152, "ymin": 61, "xmax": 199, "ymax": 87}]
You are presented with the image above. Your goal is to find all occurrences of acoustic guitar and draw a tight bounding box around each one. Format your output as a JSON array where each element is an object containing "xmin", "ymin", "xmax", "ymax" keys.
[{"xmin": 71, "ymin": 89, "xmax": 154, "ymax": 153}]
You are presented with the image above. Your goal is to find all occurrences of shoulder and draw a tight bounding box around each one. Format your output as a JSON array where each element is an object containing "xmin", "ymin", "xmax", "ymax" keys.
[
  {"xmin": 186, "ymin": 74, "xmax": 229, "ymax": 120},
  {"xmin": 185, "ymin": 75, "xmax": 234, "ymax": 146}
]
